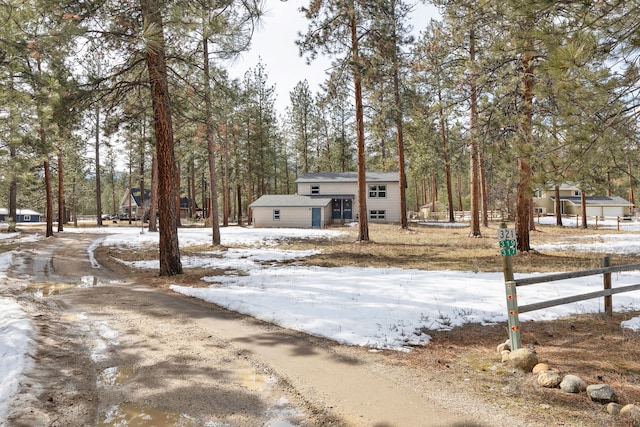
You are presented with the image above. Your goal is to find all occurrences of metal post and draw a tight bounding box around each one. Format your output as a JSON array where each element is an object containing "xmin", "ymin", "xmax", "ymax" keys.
[
  {"xmin": 500, "ymin": 222, "xmax": 521, "ymax": 350},
  {"xmin": 505, "ymin": 280, "xmax": 522, "ymax": 350},
  {"xmin": 603, "ymin": 256, "xmax": 612, "ymax": 317}
]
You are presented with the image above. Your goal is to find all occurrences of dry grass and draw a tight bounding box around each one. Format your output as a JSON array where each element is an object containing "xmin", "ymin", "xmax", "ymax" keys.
[{"xmin": 289, "ymin": 222, "xmax": 640, "ymax": 274}]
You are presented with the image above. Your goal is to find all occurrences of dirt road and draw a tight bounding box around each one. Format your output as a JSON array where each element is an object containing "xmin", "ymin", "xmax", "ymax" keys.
[{"xmin": 3, "ymin": 233, "xmax": 522, "ymax": 427}]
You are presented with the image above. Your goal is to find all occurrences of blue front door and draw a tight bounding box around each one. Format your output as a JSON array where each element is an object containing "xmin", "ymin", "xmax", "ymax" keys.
[{"xmin": 312, "ymin": 208, "xmax": 321, "ymax": 228}]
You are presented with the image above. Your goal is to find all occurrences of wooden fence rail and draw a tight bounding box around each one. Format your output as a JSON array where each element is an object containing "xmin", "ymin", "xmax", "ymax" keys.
[{"xmin": 505, "ymin": 257, "xmax": 640, "ymax": 350}]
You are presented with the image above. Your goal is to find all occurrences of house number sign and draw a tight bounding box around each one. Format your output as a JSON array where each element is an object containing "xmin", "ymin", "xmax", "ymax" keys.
[{"xmin": 497, "ymin": 228, "xmax": 517, "ymax": 257}]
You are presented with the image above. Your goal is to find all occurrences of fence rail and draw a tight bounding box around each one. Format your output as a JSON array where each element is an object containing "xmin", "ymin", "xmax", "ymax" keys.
[{"xmin": 504, "ymin": 256, "xmax": 640, "ymax": 350}]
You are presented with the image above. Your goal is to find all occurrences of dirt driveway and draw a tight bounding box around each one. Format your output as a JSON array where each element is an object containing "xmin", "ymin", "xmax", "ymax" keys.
[{"xmin": 2, "ymin": 233, "xmax": 530, "ymax": 427}]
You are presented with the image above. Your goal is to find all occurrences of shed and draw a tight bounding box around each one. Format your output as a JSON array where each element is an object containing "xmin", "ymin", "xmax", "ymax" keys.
[
  {"xmin": 249, "ymin": 195, "xmax": 332, "ymax": 228},
  {"xmin": 0, "ymin": 208, "xmax": 43, "ymax": 223}
]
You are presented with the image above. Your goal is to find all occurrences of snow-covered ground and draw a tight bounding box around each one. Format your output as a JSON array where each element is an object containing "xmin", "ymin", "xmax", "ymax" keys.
[{"xmin": 3, "ymin": 218, "xmax": 640, "ymax": 420}]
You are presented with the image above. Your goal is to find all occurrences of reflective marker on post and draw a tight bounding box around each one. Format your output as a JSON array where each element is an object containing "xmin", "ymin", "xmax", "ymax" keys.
[{"xmin": 505, "ymin": 280, "xmax": 522, "ymax": 350}]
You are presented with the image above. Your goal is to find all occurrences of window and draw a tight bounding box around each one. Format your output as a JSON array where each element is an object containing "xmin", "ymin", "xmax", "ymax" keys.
[
  {"xmin": 573, "ymin": 190, "xmax": 581, "ymax": 196},
  {"xmin": 23, "ymin": 215, "xmax": 31, "ymax": 222},
  {"xmin": 369, "ymin": 210, "xmax": 386, "ymax": 220},
  {"xmin": 533, "ymin": 190, "xmax": 542, "ymax": 198},
  {"xmin": 369, "ymin": 184, "xmax": 387, "ymax": 198},
  {"xmin": 533, "ymin": 207, "xmax": 544, "ymax": 214},
  {"xmin": 273, "ymin": 210, "xmax": 280, "ymax": 221},
  {"xmin": 311, "ymin": 185, "xmax": 320, "ymax": 195}
]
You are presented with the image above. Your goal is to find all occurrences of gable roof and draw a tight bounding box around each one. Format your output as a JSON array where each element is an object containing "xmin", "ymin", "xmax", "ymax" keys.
[
  {"xmin": 0, "ymin": 208, "xmax": 42, "ymax": 216},
  {"xmin": 295, "ymin": 172, "xmax": 399, "ymax": 183},
  {"xmin": 249, "ymin": 195, "xmax": 332, "ymax": 208},
  {"xmin": 130, "ymin": 188, "xmax": 151, "ymax": 206},
  {"xmin": 553, "ymin": 196, "xmax": 634, "ymax": 206}
]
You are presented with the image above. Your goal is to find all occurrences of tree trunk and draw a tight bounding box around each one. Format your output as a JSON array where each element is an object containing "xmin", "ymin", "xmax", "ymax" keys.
[
  {"xmin": 95, "ymin": 109, "xmax": 103, "ymax": 226},
  {"xmin": 57, "ymin": 149, "xmax": 64, "ymax": 231},
  {"xmin": 128, "ymin": 160, "xmax": 133, "ymax": 224},
  {"xmin": 480, "ymin": 149, "xmax": 489, "ymax": 227},
  {"xmin": 9, "ymin": 145, "xmax": 17, "ymax": 231},
  {"xmin": 149, "ymin": 155, "xmax": 158, "ymax": 232},
  {"xmin": 515, "ymin": 22, "xmax": 534, "ymax": 252},
  {"xmin": 349, "ymin": 2, "xmax": 369, "ymax": 241},
  {"xmin": 222, "ymin": 127, "xmax": 230, "ymax": 227},
  {"xmin": 469, "ymin": 28, "xmax": 481, "ymax": 237},
  {"xmin": 456, "ymin": 171, "xmax": 463, "ymax": 212},
  {"xmin": 44, "ymin": 158, "xmax": 54, "ymax": 237},
  {"xmin": 581, "ymin": 190, "xmax": 588, "ymax": 229},
  {"xmin": 437, "ymin": 90, "xmax": 455, "ymax": 223},
  {"xmin": 237, "ymin": 184, "xmax": 242, "ymax": 225},
  {"xmin": 628, "ymin": 161, "xmax": 635, "ymax": 208},
  {"xmin": 140, "ymin": 0, "xmax": 182, "ymax": 276},
  {"xmin": 139, "ymin": 140, "xmax": 145, "ymax": 224},
  {"xmin": 203, "ymin": 35, "xmax": 221, "ymax": 245},
  {"xmin": 176, "ymin": 164, "xmax": 182, "ymax": 227},
  {"xmin": 554, "ymin": 185, "xmax": 563, "ymax": 226},
  {"xmin": 389, "ymin": 0, "xmax": 407, "ymax": 229}
]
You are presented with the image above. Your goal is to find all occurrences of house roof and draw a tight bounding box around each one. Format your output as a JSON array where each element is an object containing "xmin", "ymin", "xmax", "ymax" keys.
[
  {"xmin": 295, "ymin": 172, "xmax": 399, "ymax": 183},
  {"xmin": 249, "ymin": 195, "xmax": 332, "ymax": 208},
  {"xmin": 0, "ymin": 208, "xmax": 42, "ymax": 216},
  {"xmin": 130, "ymin": 188, "xmax": 151, "ymax": 206},
  {"xmin": 553, "ymin": 196, "xmax": 634, "ymax": 206}
]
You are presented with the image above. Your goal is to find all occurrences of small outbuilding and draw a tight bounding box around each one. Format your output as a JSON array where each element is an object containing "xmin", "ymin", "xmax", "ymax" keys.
[
  {"xmin": 249, "ymin": 195, "xmax": 332, "ymax": 229},
  {"xmin": 0, "ymin": 208, "xmax": 43, "ymax": 223}
]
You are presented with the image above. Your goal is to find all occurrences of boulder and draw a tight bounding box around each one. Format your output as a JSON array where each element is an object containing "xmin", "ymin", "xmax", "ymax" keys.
[
  {"xmin": 507, "ymin": 348, "xmax": 538, "ymax": 372},
  {"xmin": 532, "ymin": 363, "xmax": 550, "ymax": 374},
  {"xmin": 537, "ymin": 370, "xmax": 562, "ymax": 388},
  {"xmin": 607, "ymin": 402, "xmax": 623, "ymax": 415},
  {"xmin": 586, "ymin": 384, "xmax": 618, "ymax": 404},
  {"xmin": 560, "ymin": 375, "xmax": 587, "ymax": 393},
  {"xmin": 497, "ymin": 339, "xmax": 511, "ymax": 353},
  {"xmin": 620, "ymin": 404, "xmax": 640, "ymax": 418}
]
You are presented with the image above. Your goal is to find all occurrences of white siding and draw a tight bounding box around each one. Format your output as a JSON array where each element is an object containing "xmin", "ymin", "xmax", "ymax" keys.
[
  {"xmin": 585, "ymin": 206, "xmax": 601, "ymax": 217},
  {"xmin": 603, "ymin": 206, "xmax": 624, "ymax": 217},
  {"xmin": 366, "ymin": 182, "xmax": 401, "ymax": 223},
  {"xmin": 298, "ymin": 182, "xmax": 358, "ymax": 196},
  {"xmin": 252, "ymin": 206, "xmax": 331, "ymax": 228},
  {"xmin": 298, "ymin": 180, "xmax": 402, "ymax": 223}
]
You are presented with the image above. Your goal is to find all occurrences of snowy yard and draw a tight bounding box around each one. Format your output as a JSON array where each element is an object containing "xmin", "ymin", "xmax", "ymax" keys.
[{"xmin": 3, "ymin": 218, "xmax": 640, "ymax": 420}]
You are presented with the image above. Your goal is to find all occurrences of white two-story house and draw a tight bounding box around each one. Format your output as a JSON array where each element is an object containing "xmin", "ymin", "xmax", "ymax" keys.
[{"xmin": 249, "ymin": 172, "xmax": 402, "ymax": 228}]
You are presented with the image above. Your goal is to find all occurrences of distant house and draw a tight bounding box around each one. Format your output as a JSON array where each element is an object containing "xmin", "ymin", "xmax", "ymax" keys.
[
  {"xmin": 249, "ymin": 195, "xmax": 332, "ymax": 228},
  {"xmin": 295, "ymin": 172, "xmax": 401, "ymax": 223},
  {"xmin": 533, "ymin": 183, "xmax": 634, "ymax": 217},
  {"xmin": 0, "ymin": 208, "xmax": 43, "ymax": 223},
  {"xmin": 120, "ymin": 188, "xmax": 151, "ymax": 220},
  {"xmin": 120, "ymin": 188, "xmax": 197, "ymax": 220}
]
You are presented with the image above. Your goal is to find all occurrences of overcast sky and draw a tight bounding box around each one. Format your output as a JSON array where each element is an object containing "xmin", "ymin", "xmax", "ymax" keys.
[{"xmin": 225, "ymin": 1, "xmax": 440, "ymax": 115}]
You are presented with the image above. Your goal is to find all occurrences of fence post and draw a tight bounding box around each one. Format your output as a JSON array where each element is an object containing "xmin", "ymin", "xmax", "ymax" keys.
[
  {"xmin": 500, "ymin": 222, "xmax": 522, "ymax": 350},
  {"xmin": 603, "ymin": 256, "xmax": 612, "ymax": 317}
]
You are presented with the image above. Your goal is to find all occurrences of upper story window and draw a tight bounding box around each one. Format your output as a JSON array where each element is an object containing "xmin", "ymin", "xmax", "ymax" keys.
[
  {"xmin": 311, "ymin": 185, "xmax": 320, "ymax": 195},
  {"xmin": 369, "ymin": 184, "xmax": 387, "ymax": 198},
  {"xmin": 573, "ymin": 190, "xmax": 581, "ymax": 196}
]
